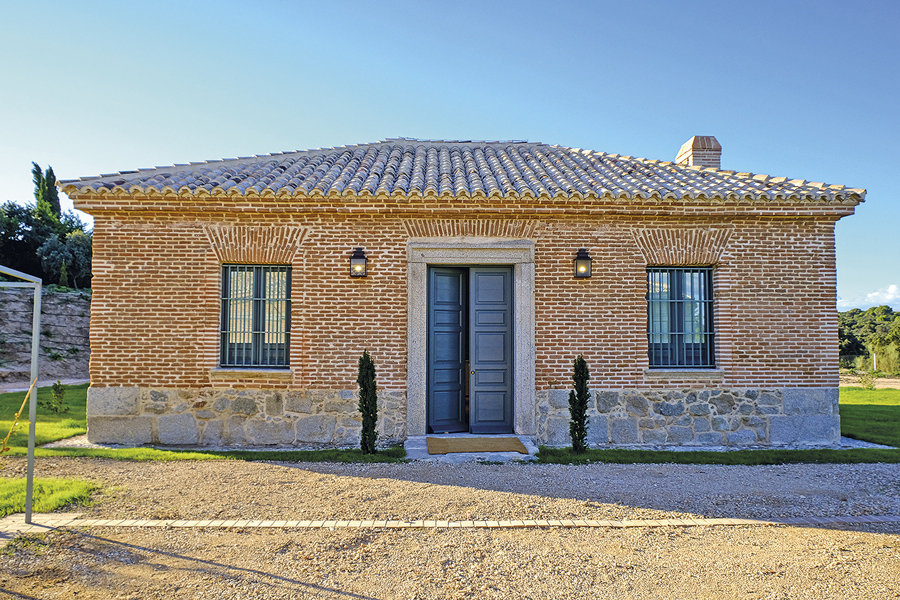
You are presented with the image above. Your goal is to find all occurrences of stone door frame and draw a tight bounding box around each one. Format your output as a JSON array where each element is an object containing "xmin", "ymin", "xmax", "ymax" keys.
[{"xmin": 407, "ymin": 239, "xmax": 535, "ymax": 437}]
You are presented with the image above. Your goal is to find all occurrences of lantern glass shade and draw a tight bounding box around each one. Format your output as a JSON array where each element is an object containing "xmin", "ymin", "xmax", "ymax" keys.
[
  {"xmin": 350, "ymin": 247, "xmax": 367, "ymax": 277},
  {"xmin": 574, "ymin": 248, "xmax": 592, "ymax": 278}
]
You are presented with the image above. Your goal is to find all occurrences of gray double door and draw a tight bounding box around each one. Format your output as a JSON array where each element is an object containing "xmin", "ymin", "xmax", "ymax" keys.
[{"xmin": 428, "ymin": 266, "xmax": 514, "ymax": 434}]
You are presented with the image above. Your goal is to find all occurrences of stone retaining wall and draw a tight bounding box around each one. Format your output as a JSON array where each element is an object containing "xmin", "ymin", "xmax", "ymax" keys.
[
  {"xmin": 87, "ymin": 387, "xmax": 406, "ymax": 447},
  {"xmin": 536, "ymin": 387, "xmax": 839, "ymax": 447},
  {"xmin": 0, "ymin": 288, "xmax": 90, "ymax": 383}
]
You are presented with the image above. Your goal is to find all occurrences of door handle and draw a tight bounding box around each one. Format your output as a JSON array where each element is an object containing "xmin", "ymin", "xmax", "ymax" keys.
[{"xmin": 470, "ymin": 370, "xmax": 475, "ymax": 375}]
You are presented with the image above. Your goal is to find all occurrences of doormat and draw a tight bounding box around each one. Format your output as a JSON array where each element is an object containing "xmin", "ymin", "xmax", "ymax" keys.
[{"xmin": 426, "ymin": 437, "xmax": 528, "ymax": 455}]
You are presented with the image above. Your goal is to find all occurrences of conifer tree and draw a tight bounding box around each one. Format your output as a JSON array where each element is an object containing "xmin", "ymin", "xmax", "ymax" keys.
[
  {"xmin": 357, "ymin": 350, "xmax": 378, "ymax": 454},
  {"xmin": 58, "ymin": 260, "xmax": 69, "ymax": 287},
  {"xmin": 32, "ymin": 162, "xmax": 61, "ymax": 219},
  {"xmin": 568, "ymin": 355, "xmax": 590, "ymax": 453}
]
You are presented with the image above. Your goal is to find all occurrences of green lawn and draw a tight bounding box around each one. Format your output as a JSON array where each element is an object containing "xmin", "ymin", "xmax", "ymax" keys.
[
  {"xmin": 839, "ymin": 387, "xmax": 900, "ymax": 447},
  {"xmin": 0, "ymin": 477, "xmax": 97, "ymax": 518},
  {"xmin": 839, "ymin": 387, "xmax": 900, "ymax": 405},
  {"xmin": 0, "ymin": 383, "xmax": 88, "ymax": 449},
  {"xmin": 5, "ymin": 445, "xmax": 408, "ymax": 463},
  {"xmin": 535, "ymin": 446, "xmax": 900, "ymax": 465}
]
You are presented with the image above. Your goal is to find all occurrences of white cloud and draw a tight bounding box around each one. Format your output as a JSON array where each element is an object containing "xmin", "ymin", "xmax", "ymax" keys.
[
  {"xmin": 838, "ymin": 284, "xmax": 900, "ymax": 311},
  {"xmin": 866, "ymin": 284, "xmax": 900, "ymax": 304}
]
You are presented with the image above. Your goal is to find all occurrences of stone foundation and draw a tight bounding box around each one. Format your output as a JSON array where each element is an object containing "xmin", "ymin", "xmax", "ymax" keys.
[
  {"xmin": 536, "ymin": 387, "xmax": 839, "ymax": 447},
  {"xmin": 87, "ymin": 387, "xmax": 407, "ymax": 447},
  {"xmin": 88, "ymin": 385, "xmax": 838, "ymax": 448}
]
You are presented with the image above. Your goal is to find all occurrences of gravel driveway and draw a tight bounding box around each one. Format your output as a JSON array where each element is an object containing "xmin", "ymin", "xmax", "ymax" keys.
[{"xmin": 1, "ymin": 457, "xmax": 899, "ymax": 599}]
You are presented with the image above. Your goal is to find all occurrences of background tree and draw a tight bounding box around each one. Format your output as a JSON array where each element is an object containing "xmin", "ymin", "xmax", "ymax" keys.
[
  {"xmin": 0, "ymin": 163, "xmax": 92, "ymax": 287},
  {"xmin": 65, "ymin": 230, "xmax": 92, "ymax": 288},
  {"xmin": 887, "ymin": 319, "xmax": 900, "ymax": 347},
  {"xmin": 838, "ymin": 325, "xmax": 866, "ymax": 357},
  {"xmin": 839, "ymin": 306, "xmax": 900, "ymax": 372},
  {"xmin": 0, "ymin": 201, "xmax": 45, "ymax": 277},
  {"xmin": 36, "ymin": 230, "xmax": 92, "ymax": 289},
  {"xmin": 36, "ymin": 234, "xmax": 70, "ymax": 285}
]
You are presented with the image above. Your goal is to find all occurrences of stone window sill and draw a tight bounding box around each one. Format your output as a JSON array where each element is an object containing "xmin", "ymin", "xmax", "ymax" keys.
[
  {"xmin": 209, "ymin": 368, "xmax": 294, "ymax": 380},
  {"xmin": 643, "ymin": 368, "xmax": 725, "ymax": 382}
]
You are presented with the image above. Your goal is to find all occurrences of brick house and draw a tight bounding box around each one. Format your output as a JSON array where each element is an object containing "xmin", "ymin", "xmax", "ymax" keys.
[{"xmin": 61, "ymin": 137, "xmax": 865, "ymax": 448}]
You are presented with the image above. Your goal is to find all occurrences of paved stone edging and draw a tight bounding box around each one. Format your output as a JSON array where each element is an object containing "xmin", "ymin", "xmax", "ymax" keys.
[{"xmin": 3, "ymin": 514, "xmax": 899, "ymax": 538}]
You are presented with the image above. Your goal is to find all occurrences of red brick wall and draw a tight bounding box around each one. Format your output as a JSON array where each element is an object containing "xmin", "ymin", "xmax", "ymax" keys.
[
  {"xmin": 83, "ymin": 195, "xmax": 846, "ymax": 392},
  {"xmin": 531, "ymin": 217, "xmax": 839, "ymax": 389}
]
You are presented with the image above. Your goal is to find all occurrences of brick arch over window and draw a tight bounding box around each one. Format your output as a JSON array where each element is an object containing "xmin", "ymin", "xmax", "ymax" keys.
[
  {"xmin": 205, "ymin": 226, "xmax": 307, "ymax": 264},
  {"xmin": 631, "ymin": 227, "xmax": 733, "ymax": 266}
]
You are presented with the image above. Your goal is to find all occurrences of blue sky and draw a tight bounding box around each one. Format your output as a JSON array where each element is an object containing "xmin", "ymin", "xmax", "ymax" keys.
[{"xmin": 1, "ymin": 0, "xmax": 897, "ymax": 310}]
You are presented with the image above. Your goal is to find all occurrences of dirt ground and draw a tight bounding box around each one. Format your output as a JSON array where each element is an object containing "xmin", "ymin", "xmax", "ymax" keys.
[
  {"xmin": 1, "ymin": 458, "xmax": 899, "ymax": 599},
  {"xmin": 839, "ymin": 375, "xmax": 900, "ymax": 389}
]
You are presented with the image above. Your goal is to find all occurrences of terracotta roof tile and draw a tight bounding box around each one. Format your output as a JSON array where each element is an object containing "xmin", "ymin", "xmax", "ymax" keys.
[{"xmin": 60, "ymin": 138, "xmax": 866, "ymax": 204}]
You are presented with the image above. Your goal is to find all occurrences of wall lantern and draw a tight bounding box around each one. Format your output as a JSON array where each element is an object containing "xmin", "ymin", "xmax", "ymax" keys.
[
  {"xmin": 350, "ymin": 247, "xmax": 368, "ymax": 277},
  {"xmin": 574, "ymin": 248, "xmax": 592, "ymax": 278}
]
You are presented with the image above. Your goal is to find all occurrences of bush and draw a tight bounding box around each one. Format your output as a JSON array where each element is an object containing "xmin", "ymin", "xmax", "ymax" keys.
[
  {"xmin": 37, "ymin": 380, "xmax": 68, "ymax": 414},
  {"xmin": 357, "ymin": 350, "xmax": 378, "ymax": 454},
  {"xmin": 857, "ymin": 372, "xmax": 876, "ymax": 391}
]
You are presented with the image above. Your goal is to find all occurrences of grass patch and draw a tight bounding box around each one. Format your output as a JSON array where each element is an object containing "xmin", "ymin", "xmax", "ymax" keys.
[
  {"xmin": 2, "ymin": 533, "xmax": 53, "ymax": 556},
  {"xmin": 0, "ymin": 383, "xmax": 88, "ymax": 449},
  {"xmin": 839, "ymin": 387, "xmax": 900, "ymax": 405},
  {"xmin": 535, "ymin": 446, "xmax": 900, "ymax": 465},
  {"xmin": 213, "ymin": 446, "xmax": 408, "ymax": 463},
  {"xmin": 839, "ymin": 387, "xmax": 900, "ymax": 447},
  {"xmin": 0, "ymin": 477, "xmax": 97, "ymax": 517},
  {"xmin": 3, "ymin": 445, "xmax": 408, "ymax": 463},
  {"xmin": 841, "ymin": 406, "xmax": 900, "ymax": 447}
]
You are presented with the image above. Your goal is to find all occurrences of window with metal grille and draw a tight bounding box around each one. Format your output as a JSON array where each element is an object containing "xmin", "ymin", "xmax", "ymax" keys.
[
  {"xmin": 220, "ymin": 265, "xmax": 290, "ymax": 368},
  {"xmin": 647, "ymin": 267, "xmax": 714, "ymax": 368}
]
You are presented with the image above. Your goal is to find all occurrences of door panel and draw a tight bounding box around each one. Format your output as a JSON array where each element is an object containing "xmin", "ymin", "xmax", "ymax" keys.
[
  {"xmin": 473, "ymin": 332, "xmax": 506, "ymax": 362},
  {"xmin": 469, "ymin": 267, "xmax": 514, "ymax": 433},
  {"xmin": 434, "ymin": 311, "xmax": 461, "ymax": 325},
  {"xmin": 474, "ymin": 310, "xmax": 506, "ymax": 325},
  {"xmin": 428, "ymin": 268, "xmax": 468, "ymax": 433},
  {"xmin": 475, "ymin": 371, "xmax": 506, "ymax": 385},
  {"xmin": 474, "ymin": 273, "xmax": 506, "ymax": 302},
  {"xmin": 475, "ymin": 393, "xmax": 506, "ymax": 422}
]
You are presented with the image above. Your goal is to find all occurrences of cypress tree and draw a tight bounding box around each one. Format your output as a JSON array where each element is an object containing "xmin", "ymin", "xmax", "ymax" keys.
[
  {"xmin": 44, "ymin": 166, "xmax": 60, "ymax": 217},
  {"xmin": 568, "ymin": 355, "xmax": 590, "ymax": 453},
  {"xmin": 32, "ymin": 162, "xmax": 61, "ymax": 218},
  {"xmin": 58, "ymin": 260, "xmax": 69, "ymax": 287},
  {"xmin": 357, "ymin": 349, "xmax": 378, "ymax": 454}
]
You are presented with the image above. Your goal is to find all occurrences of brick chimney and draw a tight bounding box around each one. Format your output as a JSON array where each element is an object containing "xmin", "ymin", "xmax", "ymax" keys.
[{"xmin": 675, "ymin": 136, "xmax": 722, "ymax": 169}]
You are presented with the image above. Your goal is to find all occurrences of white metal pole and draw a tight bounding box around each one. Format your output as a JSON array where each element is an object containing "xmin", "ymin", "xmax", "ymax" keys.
[
  {"xmin": 25, "ymin": 282, "xmax": 41, "ymax": 524},
  {"xmin": 0, "ymin": 266, "xmax": 43, "ymax": 525}
]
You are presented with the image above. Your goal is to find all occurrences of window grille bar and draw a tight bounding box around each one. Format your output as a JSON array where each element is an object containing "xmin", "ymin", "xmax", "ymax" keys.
[
  {"xmin": 647, "ymin": 267, "xmax": 714, "ymax": 368},
  {"xmin": 221, "ymin": 265, "xmax": 290, "ymax": 368}
]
